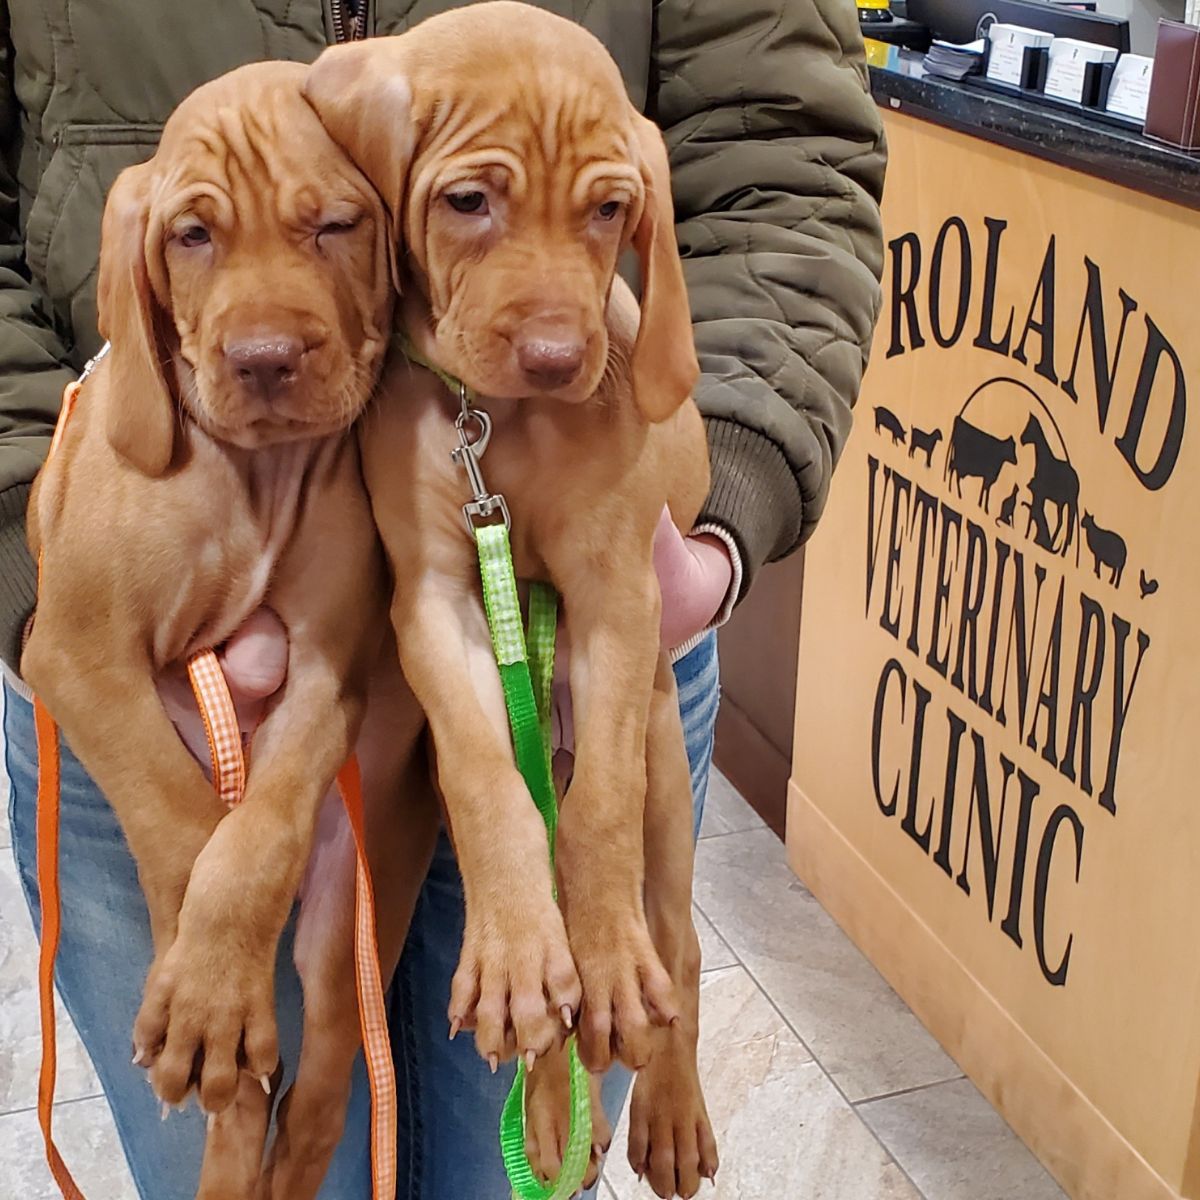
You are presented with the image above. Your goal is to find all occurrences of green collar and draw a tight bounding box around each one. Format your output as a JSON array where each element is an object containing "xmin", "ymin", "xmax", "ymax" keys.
[{"xmin": 397, "ymin": 329, "xmax": 473, "ymax": 402}]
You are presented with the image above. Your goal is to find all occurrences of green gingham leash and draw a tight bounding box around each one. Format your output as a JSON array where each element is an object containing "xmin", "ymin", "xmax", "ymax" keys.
[{"xmin": 429, "ymin": 349, "xmax": 593, "ymax": 1200}]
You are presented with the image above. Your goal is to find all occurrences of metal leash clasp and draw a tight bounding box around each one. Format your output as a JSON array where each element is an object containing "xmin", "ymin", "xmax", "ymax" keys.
[{"xmin": 450, "ymin": 382, "xmax": 511, "ymax": 534}]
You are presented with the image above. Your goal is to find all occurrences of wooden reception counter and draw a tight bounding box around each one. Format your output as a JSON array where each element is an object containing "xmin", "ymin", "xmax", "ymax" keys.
[{"xmin": 787, "ymin": 53, "xmax": 1200, "ymax": 1200}]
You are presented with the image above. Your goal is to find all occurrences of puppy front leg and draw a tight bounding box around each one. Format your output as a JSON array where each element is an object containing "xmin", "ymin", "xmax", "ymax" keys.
[
  {"xmin": 134, "ymin": 652, "xmax": 366, "ymax": 1115},
  {"xmin": 393, "ymin": 576, "xmax": 580, "ymax": 1066},
  {"xmin": 262, "ymin": 657, "xmax": 438, "ymax": 1200},
  {"xmin": 21, "ymin": 627, "xmax": 225, "ymax": 954},
  {"xmin": 555, "ymin": 566, "xmax": 677, "ymax": 1073},
  {"xmin": 626, "ymin": 652, "xmax": 717, "ymax": 1198}
]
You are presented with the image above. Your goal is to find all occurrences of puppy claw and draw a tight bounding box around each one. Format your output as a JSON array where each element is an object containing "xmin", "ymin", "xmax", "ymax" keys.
[
  {"xmin": 488, "ymin": 1054, "xmax": 499, "ymax": 1075},
  {"xmin": 260, "ymin": 1074, "xmax": 272, "ymax": 1096},
  {"xmin": 449, "ymin": 1018, "xmax": 462, "ymax": 1042},
  {"xmin": 524, "ymin": 1050, "xmax": 537, "ymax": 1073},
  {"xmin": 160, "ymin": 1102, "xmax": 171, "ymax": 1123},
  {"xmin": 131, "ymin": 1048, "xmax": 148, "ymax": 1067},
  {"xmin": 207, "ymin": 1113, "xmax": 217, "ymax": 1134},
  {"xmin": 561, "ymin": 1006, "xmax": 574, "ymax": 1030}
]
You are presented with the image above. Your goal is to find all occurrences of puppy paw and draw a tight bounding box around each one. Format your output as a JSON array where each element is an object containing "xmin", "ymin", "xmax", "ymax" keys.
[
  {"xmin": 449, "ymin": 894, "xmax": 581, "ymax": 1067},
  {"xmin": 627, "ymin": 1032, "xmax": 717, "ymax": 1199},
  {"xmin": 133, "ymin": 935, "xmax": 278, "ymax": 1114},
  {"xmin": 566, "ymin": 902, "xmax": 678, "ymax": 1073},
  {"xmin": 524, "ymin": 1043, "xmax": 611, "ymax": 1195}
]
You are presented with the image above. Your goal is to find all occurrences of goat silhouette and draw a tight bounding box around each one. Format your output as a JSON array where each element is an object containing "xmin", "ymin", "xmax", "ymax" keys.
[
  {"xmin": 908, "ymin": 426, "xmax": 943, "ymax": 467},
  {"xmin": 1081, "ymin": 512, "xmax": 1127, "ymax": 587},
  {"xmin": 945, "ymin": 415, "xmax": 1016, "ymax": 514},
  {"xmin": 1020, "ymin": 414, "xmax": 1079, "ymax": 560},
  {"xmin": 874, "ymin": 406, "xmax": 906, "ymax": 446},
  {"xmin": 1139, "ymin": 569, "xmax": 1159, "ymax": 599}
]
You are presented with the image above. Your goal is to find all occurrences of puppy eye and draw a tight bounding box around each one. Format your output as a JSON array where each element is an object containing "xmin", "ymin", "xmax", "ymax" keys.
[
  {"xmin": 179, "ymin": 224, "xmax": 210, "ymax": 248},
  {"xmin": 596, "ymin": 200, "xmax": 621, "ymax": 221},
  {"xmin": 319, "ymin": 215, "xmax": 362, "ymax": 238},
  {"xmin": 446, "ymin": 191, "xmax": 488, "ymax": 215}
]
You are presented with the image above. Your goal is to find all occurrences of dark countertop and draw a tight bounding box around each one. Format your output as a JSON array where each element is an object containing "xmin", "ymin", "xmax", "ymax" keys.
[{"xmin": 869, "ymin": 51, "xmax": 1200, "ymax": 211}]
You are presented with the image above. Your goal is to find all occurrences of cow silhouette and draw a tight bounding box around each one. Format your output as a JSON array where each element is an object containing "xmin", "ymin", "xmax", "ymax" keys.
[
  {"xmin": 874, "ymin": 406, "xmax": 906, "ymax": 446},
  {"xmin": 1139, "ymin": 569, "xmax": 1159, "ymax": 599},
  {"xmin": 1021, "ymin": 414, "xmax": 1079, "ymax": 559},
  {"xmin": 908, "ymin": 426, "xmax": 943, "ymax": 467},
  {"xmin": 1081, "ymin": 512, "xmax": 1127, "ymax": 587},
  {"xmin": 945, "ymin": 415, "xmax": 1017, "ymax": 513}
]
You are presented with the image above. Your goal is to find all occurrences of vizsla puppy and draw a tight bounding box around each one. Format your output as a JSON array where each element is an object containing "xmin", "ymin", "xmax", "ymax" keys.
[
  {"xmin": 305, "ymin": 6, "xmax": 717, "ymax": 1194},
  {"xmin": 23, "ymin": 62, "xmax": 436, "ymax": 1200}
]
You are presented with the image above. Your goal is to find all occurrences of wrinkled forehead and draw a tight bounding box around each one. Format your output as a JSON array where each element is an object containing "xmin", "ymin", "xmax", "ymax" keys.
[
  {"xmin": 152, "ymin": 79, "xmax": 367, "ymax": 227},
  {"xmin": 418, "ymin": 71, "xmax": 641, "ymax": 196}
]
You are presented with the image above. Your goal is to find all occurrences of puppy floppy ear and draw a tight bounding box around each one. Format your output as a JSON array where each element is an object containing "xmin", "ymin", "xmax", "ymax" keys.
[
  {"xmin": 629, "ymin": 114, "xmax": 699, "ymax": 424},
  {"xmin": 303, "ymin": 41, "xmax": 418, "ymax": 284},
  {"xmin": 96, "ymin": 161, "xmax": 177, "ymax": 476}
]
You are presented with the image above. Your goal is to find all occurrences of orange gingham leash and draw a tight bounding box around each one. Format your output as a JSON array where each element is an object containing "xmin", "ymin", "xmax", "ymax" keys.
[{"xmin": 32, "ymin": 358, "xmax": 397, "ymax": 1200}]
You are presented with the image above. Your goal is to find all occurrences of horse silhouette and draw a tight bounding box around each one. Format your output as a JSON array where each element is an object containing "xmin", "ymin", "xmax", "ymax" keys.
[
  {"xmin": 945, "ymin": 415, "xmax": 1016, "ymax": 513},
  {"xmin": 874, "ymin": 406, "xmax": 906, "ymax": 446},
  {"xmin": 1020, "ymin": 414, "xmax": 1079, "ymax": 560},
  {"xmin": 908, "ymin": 426, "xmax": 943, "ymax": 467},
  {"xmin": 1081, "ymin": 512, "xmax": 1127, "ymax": 587},
  {"xmin": 1139, "ymin": 569, "xmax": 1159, "ymax": 599}
]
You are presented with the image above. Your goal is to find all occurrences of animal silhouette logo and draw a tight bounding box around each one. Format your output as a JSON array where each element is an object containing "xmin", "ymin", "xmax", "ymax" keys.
[
  {"xmin": 874, "ymin": 406, "xmax": 906, "ymax": 446},
  {"xmin": 1020, "ymin": 413, "xmax": 1080, "ymax": 560},
  {"xmin": 909, "ymin": 426, "xmax": 943, "ymax": 467},
  {"xmin": 945, "ymin": 414, "xmax": 1017, "ymax": 513},
  {"xmin": 911, "ymin": 377, "xmax": 1156, "ymax": 598},
  {"xmin": 1081, "ymin": 512, "xmax": 1127, "ymax": 587}
]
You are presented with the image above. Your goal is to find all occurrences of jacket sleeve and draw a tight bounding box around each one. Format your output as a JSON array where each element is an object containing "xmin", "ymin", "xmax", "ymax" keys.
[
  {"xmin": 0, "ymin": 8, "xmax": 75, "ymax": 672},
  {"xmin": 651, "ymin": 0, "xmax": 886, "ymax": 598}
]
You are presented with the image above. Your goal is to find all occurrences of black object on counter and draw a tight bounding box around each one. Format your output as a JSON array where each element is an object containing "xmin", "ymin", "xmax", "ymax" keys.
[
  {"xmin": 871, "ymin": 52, "xmax": 1200, "ymax": 209},
  {"xmin": 907, "ymin": 0, "xmax": 1128, "ymax": 52}
]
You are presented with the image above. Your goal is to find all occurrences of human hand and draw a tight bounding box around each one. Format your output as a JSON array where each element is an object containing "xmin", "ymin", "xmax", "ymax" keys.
[
  {"xmin": 155, "ymin": 608, "xmax": 290, "ymax": 770},
  {"xmin": 550, "ymin": 507, "xmax": 733, "ymax": 755}
]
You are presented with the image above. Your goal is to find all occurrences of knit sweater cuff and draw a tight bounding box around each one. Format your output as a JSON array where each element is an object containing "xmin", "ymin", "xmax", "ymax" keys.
[
  {"xmin": 0, "ymin": 483, "xmax": 36, "ymax": 674},
  {"xmin": 697, "ymin": 418, "xmax": 803, "ymax": 603}
]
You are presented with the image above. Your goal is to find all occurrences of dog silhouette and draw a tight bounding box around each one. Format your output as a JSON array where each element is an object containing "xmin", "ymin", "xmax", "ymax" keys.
[{"xmin": 1081, "ymin": 512, "xmax": 1127, "ymax": 587}]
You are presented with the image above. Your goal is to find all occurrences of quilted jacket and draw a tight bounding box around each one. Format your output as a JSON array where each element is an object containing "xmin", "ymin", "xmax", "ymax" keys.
[{"xmin": 0, "ymin": 0, "xmax": 886, "ymax": 669}]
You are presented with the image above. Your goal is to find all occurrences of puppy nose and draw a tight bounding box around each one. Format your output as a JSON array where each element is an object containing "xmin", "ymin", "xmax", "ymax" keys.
[
  {"xmin": 225, "ymin": 335, "xmax": 304, "ymax": 398},
  {"xmin": 515, "ymin": 334, "xmax": 585, "ymax": 389}
]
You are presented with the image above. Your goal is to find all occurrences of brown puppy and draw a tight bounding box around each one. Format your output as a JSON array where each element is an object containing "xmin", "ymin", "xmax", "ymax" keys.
[
  {"xmin": 24, "ymin": 62, "xmax": 435, "ymax": 1199},
  {"xmin": 305, "ymin": 5, "xmax": 717, "ymax": 1194}
]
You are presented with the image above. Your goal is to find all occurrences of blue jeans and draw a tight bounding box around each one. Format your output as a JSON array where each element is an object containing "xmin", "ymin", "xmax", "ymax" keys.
[{"xmin": 5, "ymin": 632, "xmax": 719, "ymax": 1200}]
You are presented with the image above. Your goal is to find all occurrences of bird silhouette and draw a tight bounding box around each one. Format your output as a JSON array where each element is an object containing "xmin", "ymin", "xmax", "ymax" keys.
[{"xmin": 1139, "ymin": 569, "xmax": 1159, "ymax": 599}]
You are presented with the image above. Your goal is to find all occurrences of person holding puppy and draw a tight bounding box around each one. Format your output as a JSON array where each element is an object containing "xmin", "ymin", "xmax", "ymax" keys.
[{"xmin": 0, "ymin": 0, "xmax": 885, "ymax": 1196}]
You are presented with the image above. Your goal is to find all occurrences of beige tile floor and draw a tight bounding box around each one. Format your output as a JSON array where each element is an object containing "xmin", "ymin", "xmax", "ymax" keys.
[{"xmin": 0, "ymin": 696, "xmax": 1066, "ymax": 1199}]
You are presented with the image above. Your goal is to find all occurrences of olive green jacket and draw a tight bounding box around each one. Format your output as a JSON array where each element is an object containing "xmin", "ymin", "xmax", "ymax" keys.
[{"xmin": 0, "ymin": 0, "xmax": 886, "ymax": 670}]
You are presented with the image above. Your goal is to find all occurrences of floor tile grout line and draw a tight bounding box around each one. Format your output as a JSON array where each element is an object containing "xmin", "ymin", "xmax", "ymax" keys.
[
  {"xmin": 697, "ymin": 824, "xmax": 764, "ymax": 842},
  {"xmin": 693, "ymin": 918, "xmax": 932, "ymax": 1200},
  {"xmin": 694, "ymin": 902, "xmax": 740, "ymax": 969},
  {"xmin": 853, "ymin": 1074, "xmax": 968, "ymax": 1109},
  {"xmin": 0, "ymin": 1090, "xmax": 106, "ymax": 1119}
]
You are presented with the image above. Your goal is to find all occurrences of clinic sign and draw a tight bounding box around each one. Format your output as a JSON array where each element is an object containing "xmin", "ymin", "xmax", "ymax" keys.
[
  {"xmin": 867, "ymin": 212, "xmax": 1178, "ymax": 987},
  {"xmin": 789, "ymin": 112, "xmax": 1200, "ymax": 1199}
]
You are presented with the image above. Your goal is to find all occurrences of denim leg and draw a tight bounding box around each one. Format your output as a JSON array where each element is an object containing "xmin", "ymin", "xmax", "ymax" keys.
[
  {"xmin": 3, "ymin": 683, "xmax": 372, "ymax": 1200},
  {"xmin": 397, "ymin": 631, "xmax": 720, "ymax": 1200}
]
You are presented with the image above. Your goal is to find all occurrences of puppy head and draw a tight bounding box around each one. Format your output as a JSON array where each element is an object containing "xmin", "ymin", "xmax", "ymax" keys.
[
  {"xmin": 97, "ymin": 61, "xmax": 395, "ymax": 475},
  {"xmin": 304, "ymin": 2, "xmax": 698, "ymax": 421}
]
